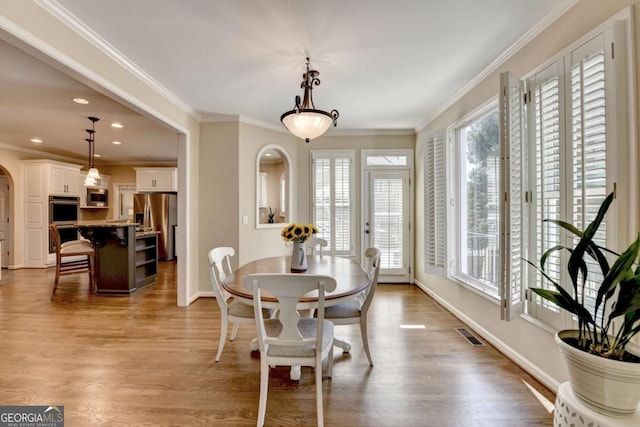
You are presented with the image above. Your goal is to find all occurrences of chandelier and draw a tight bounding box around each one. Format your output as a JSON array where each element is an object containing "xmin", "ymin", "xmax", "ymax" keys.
[
  {"xmin": 83, "ymin": 116, "xmax": 101, "ymax": 187},
  {"xmin": 280, "ymin": 57, "xmax": 339, "ymax": 143}
]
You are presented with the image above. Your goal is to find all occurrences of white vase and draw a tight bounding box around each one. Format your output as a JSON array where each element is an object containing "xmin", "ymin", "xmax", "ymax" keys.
[
  {"xmin": 556, "ymin": 330, "xmax": 640, "ymax": 418},
  {"xmin": 291, "ymin": 241, "xmax": 307, "ymax": 272}
]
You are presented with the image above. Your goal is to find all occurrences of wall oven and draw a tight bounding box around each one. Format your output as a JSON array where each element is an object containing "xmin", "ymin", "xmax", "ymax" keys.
[{"xmin": 49, "ymin": 196, "xmax": 79, "ymax": 253}]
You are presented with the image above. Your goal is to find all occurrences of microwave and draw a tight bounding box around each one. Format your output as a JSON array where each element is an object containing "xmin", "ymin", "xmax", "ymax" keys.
[{"xmin": 87, "ymin": 188, "xmax": 108, "ymax": 207}]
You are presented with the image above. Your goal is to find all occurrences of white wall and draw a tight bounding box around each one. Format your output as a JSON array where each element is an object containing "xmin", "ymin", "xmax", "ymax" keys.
[
  {"xmin": 238, "ymin": 122, "xmax": 298, "ymax": 266},
  {"xmin": 414, "ymin": 0, "xmax": 640, "ymax": 391}
]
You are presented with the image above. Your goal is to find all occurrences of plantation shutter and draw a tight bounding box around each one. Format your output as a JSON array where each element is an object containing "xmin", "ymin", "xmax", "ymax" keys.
[
  {"xmin": 527, "ymin": 60, "xmax": 564, "ymax": 325},
  {"xmin": 311, "ymin": 151, "xmax": 354, "ymax": 256},
  {"xmin": 372, "ymin": 173, "xmax": 405, "ymax": 271},
  {"xmin": 567, "ymin": 32, "xmax": 611, "ymax": 317},
  {"xmin": 499, "ymin": 72, "xmax": 525, "ymax": 320},
  {"xmin": 313, "ymin": 156, "xmax": 332, "ymax": 245},
  {"xmin": 424, "ymin": 131, "xmax": 446, "ymax": 275},
  {"xmin": 334, "ymin": 156, "xmax": 351, "ymax": 252}
]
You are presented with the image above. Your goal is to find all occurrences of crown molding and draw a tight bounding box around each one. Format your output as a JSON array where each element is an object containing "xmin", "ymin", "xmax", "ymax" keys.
[
  {"xmin": 0, "ymin": 142, "xmax": 85, "ymax": 164},
  {"xmin": 415, "ymin": 0, "xmax": 579, "ymax": 133},
  {"xmin": 201, "ymin": 113, "xmax": 414, "ymax": 137},
  {"xmin": 35, "ymin": 0, "xmax": 201, "ymax": 122},
  {"xmin": 327, "ymin": 128, "xmax": 415, "ymax": 137}
]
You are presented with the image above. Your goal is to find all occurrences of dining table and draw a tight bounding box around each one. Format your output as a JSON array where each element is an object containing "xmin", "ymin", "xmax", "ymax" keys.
[{"xmin": 223, "ymin": 254, "xmax": 370, "ymax": 379}]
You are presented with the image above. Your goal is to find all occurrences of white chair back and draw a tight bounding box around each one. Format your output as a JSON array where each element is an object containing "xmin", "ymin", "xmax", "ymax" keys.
[
  {"xmin": 208, "ymin": 247, "xmax": 235, "ymax": 308},
  {"xmin": 244, "ymin": 273, "xmax": 337, "ymax": 353},
  {"xmin": 361, "ymin": 247, "xmax": 381, "ymax": 311},
  {"xmin": 306, "ymin": 237, "xmax": 328, "ymax": 256}
]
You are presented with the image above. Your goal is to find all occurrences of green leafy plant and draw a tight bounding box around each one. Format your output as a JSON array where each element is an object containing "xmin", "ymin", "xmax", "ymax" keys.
[{"xmin": 526, "ymin": 192, "xmax": 640, "ymax": 360}]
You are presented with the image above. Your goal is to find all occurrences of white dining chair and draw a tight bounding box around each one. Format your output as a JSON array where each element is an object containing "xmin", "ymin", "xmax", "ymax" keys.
[
  {"xmin": 306, "ymin": 237, "xmax": 328, "ymax": 256},
  {"xmin": 208, "ymin": 247, "xmax": 272, "ymax": 362},
  {"xmin": 322, "ymin": 247, "xmax": 381, "ymax": 366},
  {"xmin": 245, "ymin": 273, "xmax": 337, "ymax": 427}
]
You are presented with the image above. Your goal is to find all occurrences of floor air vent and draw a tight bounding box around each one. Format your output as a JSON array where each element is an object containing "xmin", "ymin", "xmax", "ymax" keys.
[{"xmin": 455, "ymin": 328, "xmax": 485, "ymax": 346}]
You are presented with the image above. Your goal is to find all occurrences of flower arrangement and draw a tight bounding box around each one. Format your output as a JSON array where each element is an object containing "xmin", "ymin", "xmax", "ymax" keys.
[{"xmin": 281, "ymin": 223, "xmax": 318, "ymax": 243}]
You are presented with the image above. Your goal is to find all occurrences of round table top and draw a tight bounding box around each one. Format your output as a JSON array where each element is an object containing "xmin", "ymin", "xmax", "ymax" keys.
[{"xmin": 223, "ymin": 255, "xmax": 369, "ymax": 306}]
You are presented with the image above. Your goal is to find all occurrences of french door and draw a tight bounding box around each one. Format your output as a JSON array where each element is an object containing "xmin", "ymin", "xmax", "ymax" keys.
[{"xmin": 362, "ymin": 150, "xmax": 413, "ymax": 283}]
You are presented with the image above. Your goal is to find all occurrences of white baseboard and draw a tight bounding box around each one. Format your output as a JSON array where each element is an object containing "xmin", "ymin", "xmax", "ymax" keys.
[{"xmin": 414, "ymin": 279, "xmax": 560, "ymax": 393}]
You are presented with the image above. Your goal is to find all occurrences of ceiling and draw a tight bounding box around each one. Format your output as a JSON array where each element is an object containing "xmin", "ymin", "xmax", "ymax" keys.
[{"xmin": 1, "ymin": 0, "xmax": 573, "ymax": 164}]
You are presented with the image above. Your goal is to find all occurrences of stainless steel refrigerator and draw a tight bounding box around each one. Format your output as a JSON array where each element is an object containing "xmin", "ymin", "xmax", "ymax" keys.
[{"xmin": 133, "ymin": 193, "xmax": 177, "ymax": 261}]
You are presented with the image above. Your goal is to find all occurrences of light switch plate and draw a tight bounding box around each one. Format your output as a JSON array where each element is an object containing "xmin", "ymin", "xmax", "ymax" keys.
[{"xmin": 242, "ymin": 215, "xmax": 248, "ymax": 225}]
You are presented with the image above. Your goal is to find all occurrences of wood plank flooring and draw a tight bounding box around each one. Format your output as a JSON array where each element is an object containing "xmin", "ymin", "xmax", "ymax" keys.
[{"xmin": 0, "ymin": 262, "xmax": 555, "ymax": 426}]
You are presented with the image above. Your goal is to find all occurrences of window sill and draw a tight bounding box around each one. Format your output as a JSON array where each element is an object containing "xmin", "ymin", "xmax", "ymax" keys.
[
  {"xmin": 448, "ymin": 274, "xmax": 500, "ymax": 305},
  {"xmin": 518, "ymin": 313, "xmax": 558, "ymax": 335}
]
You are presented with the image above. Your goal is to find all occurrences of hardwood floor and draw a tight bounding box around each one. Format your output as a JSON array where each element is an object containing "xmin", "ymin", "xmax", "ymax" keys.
[{"xmin": 0, "ymin": 262, "xmax": 555, "ymax": 426}]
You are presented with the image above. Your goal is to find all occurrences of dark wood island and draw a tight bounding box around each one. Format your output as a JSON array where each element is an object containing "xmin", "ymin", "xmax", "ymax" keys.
[{"xmin": 77, "ymin": 221, "xmax": 159, "ymax": 295}]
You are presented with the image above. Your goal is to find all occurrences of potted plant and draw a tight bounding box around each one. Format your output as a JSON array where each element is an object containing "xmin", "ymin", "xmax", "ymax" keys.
[{"xmin": 526, "ymin": 192, "xmax": 640, "ymax": 418}]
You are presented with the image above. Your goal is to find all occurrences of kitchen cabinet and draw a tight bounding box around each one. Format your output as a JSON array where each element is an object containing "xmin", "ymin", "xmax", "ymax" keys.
[
  {"xmin": 23, "ymin": 160, "xmax": 83, "ymax": 268},
  {"xmin": 50, "ymin": 164, "xmax": 80, "ymax": 196},
  {"xmin": 135, "ymin": 167, "xmax": 177, "ymax": 192}
]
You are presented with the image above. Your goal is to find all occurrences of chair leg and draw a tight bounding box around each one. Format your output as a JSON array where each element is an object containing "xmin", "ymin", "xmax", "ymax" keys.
[
  {"xmin": 51, "ymin": 259, "xmax": 61, "ymax": 299},
  {"xmin": 257, "ymin": 358, "xmax": 269, "ymax": 427},
  {"xmin": 315, "ymin": 356, "xmax": 324, "ymax": 427},
  {"xmin": 327, "ymin": 346, "xmax": 333, "ymax": 379},
  {"xmin": 360, "ymin": 316, "xmax": 374, "ymax": 367},
  {"xmin": 230, "ymin": 322, "xmax": 240, "ymax": 341},
  {"xmin": 216, "ymin": 313, "xmax": 229, "ymax": 362}
]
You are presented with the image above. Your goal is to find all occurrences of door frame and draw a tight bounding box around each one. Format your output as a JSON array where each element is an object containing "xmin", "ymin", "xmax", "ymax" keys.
[
  {"xmin": 0, "ymin": 171, "xmax": 12, "ymax": 269},
  {"xmin": 360, "ymin": 149, "xmax": 414, "ymax": 283}
]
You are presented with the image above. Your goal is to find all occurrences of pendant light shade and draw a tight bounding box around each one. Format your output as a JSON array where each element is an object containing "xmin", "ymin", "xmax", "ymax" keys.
[
  {"xmin": 280, "ymin": 58, "xmax": 338, "ymax": 143},
  {"xmin": 84, "ymin": 116, "xmax": 101, "ymax": 187}
]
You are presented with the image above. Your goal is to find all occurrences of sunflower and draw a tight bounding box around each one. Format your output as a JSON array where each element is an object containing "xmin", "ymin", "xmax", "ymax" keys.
[{"xmin": 281, "ymin": 223, "xmax": 318, "ymax": 243}]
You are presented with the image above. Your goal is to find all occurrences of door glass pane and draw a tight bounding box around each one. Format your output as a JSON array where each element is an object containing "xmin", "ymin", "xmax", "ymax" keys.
[{"xmin": 372, "ymin": 176, "xmax": 404, "ymax": 270}]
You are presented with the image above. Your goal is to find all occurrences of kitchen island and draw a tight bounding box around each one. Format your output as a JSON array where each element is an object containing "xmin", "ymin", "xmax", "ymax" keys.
[{"xmin": 77, "ymin": 221, "xmax": 159, "ymax": 295}]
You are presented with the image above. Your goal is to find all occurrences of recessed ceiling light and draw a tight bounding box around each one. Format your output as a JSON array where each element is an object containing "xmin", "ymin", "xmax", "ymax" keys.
[
  {"xmin": 111, "ymin": 122, "xmax": 123, "ymax": 128},
  {"xmin": 265, "ymin": 153, "xmax": 272, "ymax": 157},
  {"xmin": 30, "ymin": 138, "xmax": 43, "ymax": 143},
  {"xmin": 93, "ymin": 154, "xmax": 101, "ymax": 158},
  {"xmin": 72, "ymin": 97, "xmax": 89, "ymax": 104},
  {"xmin": 112, "ymin": 141, "xmax": 122, "ymax": 145}
]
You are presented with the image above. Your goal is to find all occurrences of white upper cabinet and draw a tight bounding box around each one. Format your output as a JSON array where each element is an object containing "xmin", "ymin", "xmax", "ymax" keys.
[
  {"xmin": 49, "ymin": 164, "xmax": 81, "ymax": 196},
  {"xmin": 24, "ymin": 160, "xmax": 82, "ymax": 197},
  {"xmin": 135, "ymin": 167, "xmax": 177, "ymax": 192}
]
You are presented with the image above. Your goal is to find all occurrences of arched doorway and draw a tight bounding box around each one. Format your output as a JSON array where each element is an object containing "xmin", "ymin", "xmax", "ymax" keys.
[{"xmin": 0, "ymin": 166, "xmax": 13, "ymax": 270}]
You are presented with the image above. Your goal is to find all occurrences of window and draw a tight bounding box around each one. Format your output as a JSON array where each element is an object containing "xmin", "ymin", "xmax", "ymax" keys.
[
  {"xmin": 449, "ymin": 104, "xmax": 501, "ymax": 296},
  {"xmin": 311, "ymin": 150, "xmax": 355, "ymax": 256},
  {"xmin": 498, "ymin": 21, "xmax": 631, "ymax": 328}
]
